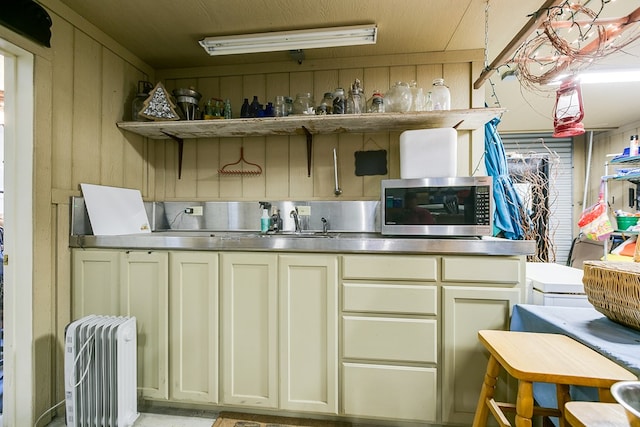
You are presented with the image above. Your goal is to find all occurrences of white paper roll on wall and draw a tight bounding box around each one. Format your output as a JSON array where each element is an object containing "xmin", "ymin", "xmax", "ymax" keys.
[{"xmin": 399, "ymin": 128, "xmax": 457, "ymax": 178}]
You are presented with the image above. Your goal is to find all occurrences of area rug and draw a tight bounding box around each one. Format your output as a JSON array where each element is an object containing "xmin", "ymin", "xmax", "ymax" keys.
[{"xmin": 212, "ymin": 411, "xmax": 351, "ymax": 427}]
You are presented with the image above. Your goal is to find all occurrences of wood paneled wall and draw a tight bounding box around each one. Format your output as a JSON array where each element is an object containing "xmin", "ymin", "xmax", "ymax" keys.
[
  {"xmin": 153, "ymin": 51, "xmax": 487, "ymax": 201},
  {"xmin": 20, "ymin": 0, "xmax": 155, "ymax": 420}
]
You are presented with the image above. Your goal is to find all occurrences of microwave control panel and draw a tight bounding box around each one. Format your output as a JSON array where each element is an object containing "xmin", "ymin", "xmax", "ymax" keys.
[{"xmin": 475, "ymin": 185, "xmax": 492, "ymax": 225}]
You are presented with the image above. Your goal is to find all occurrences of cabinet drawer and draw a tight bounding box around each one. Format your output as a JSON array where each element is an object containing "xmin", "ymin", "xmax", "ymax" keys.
[
  {"xmin": 342, "ymin": 362, "xmax": 437, "ymax": 422},
  {"xmin": 442, "ymin": 256, "xmax": 522, "ymax": 283},
  {"xmin": 343, "ymin": 316, "xmax": 437, "ymax": 363},
  {"xmin": 343, "ymin": 283, "xmax": 437, "ymax": 315},
  {"xmin": 342, "ymin": 255, "xmax": 437, "ymax": 281}
]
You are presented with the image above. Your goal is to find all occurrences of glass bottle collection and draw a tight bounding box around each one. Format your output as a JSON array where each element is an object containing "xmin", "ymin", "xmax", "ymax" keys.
[{"xmin": 133, "ymin": 78, "xmax": 452, "ymax": 121}]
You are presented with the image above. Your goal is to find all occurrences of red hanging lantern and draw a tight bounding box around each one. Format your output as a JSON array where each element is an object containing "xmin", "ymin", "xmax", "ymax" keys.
[{"xmin": 552, "ymin": 77, "xmax": 585, "ymax": 138}]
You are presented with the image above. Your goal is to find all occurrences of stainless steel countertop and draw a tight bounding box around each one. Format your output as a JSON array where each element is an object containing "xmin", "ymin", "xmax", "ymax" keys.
[{"xmin": 69, "ymin": 231, "xmax": 536, "ymax": 256}]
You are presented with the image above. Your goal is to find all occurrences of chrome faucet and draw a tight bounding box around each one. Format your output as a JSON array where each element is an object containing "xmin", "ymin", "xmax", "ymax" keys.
[
  {"xmin": 321, "ymin": 217, "xmax": 329, "ymax": 234},
  {"xmin": 290, "ymin": 208, "xmax": 301, "ymax": 232}
]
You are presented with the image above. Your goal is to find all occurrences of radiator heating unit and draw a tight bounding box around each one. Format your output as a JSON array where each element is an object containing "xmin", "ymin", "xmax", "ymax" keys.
[{"xmin": 65, "ymin": 315, "xmax": 139, "ymax": 427}]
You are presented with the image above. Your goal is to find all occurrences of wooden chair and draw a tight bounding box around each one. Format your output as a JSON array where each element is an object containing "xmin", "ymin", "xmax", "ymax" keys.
[
  {"xmin": 564, "ymin": 401, "xmax": 629, "ymax": 427},
  {"xmin": 471, "ymin": 330, "xmax": 637, "ymax": 427}
]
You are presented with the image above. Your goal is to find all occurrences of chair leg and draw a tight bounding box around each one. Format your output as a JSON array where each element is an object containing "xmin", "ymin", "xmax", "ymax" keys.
[
  {"xmin": 515, "ymin": 380, "xmax": 534, "ymax": 427},
  {"xmin": 472, "ymin": 355, "xmax": 500, "ymax": 427},
  {"xmin": 556, "ymin": 384, "xmax": 570, "ymax": 427},
  {"xmin": 597, "ymin": 387, "xmax": 615, "ymax": 403}
]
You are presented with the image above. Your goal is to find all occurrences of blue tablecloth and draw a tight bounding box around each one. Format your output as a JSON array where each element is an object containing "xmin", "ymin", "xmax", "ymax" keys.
[
  {"xmin": 510, "ymin": 304, "xmax": 640, "ymax": 424},
  {"xmin": 511, "ymin": 304, "xmax": 640, "ymax": 376}
]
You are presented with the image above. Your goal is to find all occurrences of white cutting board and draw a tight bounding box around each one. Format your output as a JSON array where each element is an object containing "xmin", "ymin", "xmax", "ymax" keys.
[
  {"xmin": 80, "ymin": 183, "xmax": 151, "ymax": 235},
  {"xmin": 399, "ymin": 128, "xmax": 457, "ymax": 178}
]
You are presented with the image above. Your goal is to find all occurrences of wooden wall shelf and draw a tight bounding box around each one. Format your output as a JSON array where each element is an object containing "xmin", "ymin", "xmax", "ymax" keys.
[{"xmin": 116, "ymin": 108, "xmax": 504, "ymax": 140}]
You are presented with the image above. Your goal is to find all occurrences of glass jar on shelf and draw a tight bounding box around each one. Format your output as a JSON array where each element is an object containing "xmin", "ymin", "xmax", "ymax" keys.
[
  {"xmin": 425, "ymin": 92, "xmax": 433, "ymax": 111},
  {"xmin": 367, "ymin": 89, "xmax": 385, "ymax": 113},
  {"xmin": 131, "ymin": 80, "xmax": 153, "ymax": 121},
  {"xmin": 332, "ymin": 88, "xmax": 346, "ymax": 114},
  {"xmin": 320, "ymin": 92, "xmax": 334, "ymax": 114},
  {"xmin": 385, "ymin": 81, "xmax": 412, "ymax": 113},
  {"xmin": 346, "ymin": 79, "xmax": 366, "ymax": 114},
  {"xmin": 409, "ymin": 81, "xmax": 426, "ymax": 111},
  {"xmin": 274, "ymin": 95, "xmax": 287, "ymax": 117},
  {"xmin": 292, "ymin": 93, "xmax": 315, "ymax": 115},
  {"xmin": 431, "ymin": 78, "xmax": 451, "ymax": 110},
  {"xmin": 284, "ymin": 97, "xmax": 293, "ymax": 116}
]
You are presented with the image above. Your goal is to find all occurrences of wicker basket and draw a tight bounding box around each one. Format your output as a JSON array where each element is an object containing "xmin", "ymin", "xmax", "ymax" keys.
[{"xmin": 583, "ymin": 261, "xmax": 640, "ymax": 331}]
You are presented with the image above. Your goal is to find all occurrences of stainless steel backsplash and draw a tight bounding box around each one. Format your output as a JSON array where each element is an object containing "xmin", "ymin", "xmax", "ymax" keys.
[{"xmin": 71, "ymin": 198, "xmax": 380, "ymax": 235}]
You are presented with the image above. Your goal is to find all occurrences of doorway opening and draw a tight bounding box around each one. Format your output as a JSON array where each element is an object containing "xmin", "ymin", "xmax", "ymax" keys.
[
  {"xmin": 0, "ymin": 38, "xmax": 35, "ymax": 425},
  {"xmin": 0, "ymin": 52, "xmax": 5, "ymax": 418}
]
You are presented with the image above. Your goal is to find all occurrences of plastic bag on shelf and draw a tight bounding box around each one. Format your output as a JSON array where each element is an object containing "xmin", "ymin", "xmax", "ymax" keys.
[{"xmin": 578, "ymin": 181, "xmax": 613, "ymax": 241}]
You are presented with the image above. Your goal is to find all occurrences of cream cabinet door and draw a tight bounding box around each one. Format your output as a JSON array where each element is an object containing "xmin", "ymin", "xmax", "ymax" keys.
[
  {"xmin": 441, "ymin": 286, "xmax": 521, "ymax": 425},
  {"xmin": 169, "ymin": 251, "xmax": 219, "ymax": 403},
  {"xmin": 220, "ymin": 252, "xmax": 278, "ymax": 408},
  {"xmin": 279, "ymin": 254, "xmax": 338, "ymax": 414},
  {"xmin": 342, "ymin": 362, "xmax": 438, "ymax": 422},
  {"xmin": 120, "ymin": 251, "xmax": 169, "ymax": 400},
  {"xmin": 71, "ymin": 249, "xmax": 120, "ymax": 317}
]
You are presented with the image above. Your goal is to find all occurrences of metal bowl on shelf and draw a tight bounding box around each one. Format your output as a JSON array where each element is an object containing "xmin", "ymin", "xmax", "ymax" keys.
[
  {"xmin": 172, "ymin": 87, "xmax": 201, "ymax": 100},
  {"xmin": 611, "ymin": 381, "xmax": 640, "ymax": 427},
  {"xmin": 173, "ymin": 88, "xmax": 202, "ymax": 120}
]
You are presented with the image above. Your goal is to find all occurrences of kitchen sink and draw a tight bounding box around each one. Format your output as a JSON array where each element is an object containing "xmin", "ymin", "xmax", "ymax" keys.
[{"xmin": 260, "ymin": 231, "xmax": 338, "ymax": 238}]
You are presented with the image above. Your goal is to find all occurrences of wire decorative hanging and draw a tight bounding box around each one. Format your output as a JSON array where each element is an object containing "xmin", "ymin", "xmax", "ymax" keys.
[
  {"xmin": 218, "ymin": 147, "xmax": 263, "ymax": 176},
  {"xmin": 510, "ymin": 1, "xmax": 640, "ymax": 91}
]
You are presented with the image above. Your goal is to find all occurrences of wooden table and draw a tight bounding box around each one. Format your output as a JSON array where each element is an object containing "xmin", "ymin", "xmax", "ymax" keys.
[{"xmin": 472, "ymin": 330, "xmax": 637, "ymax": 427}]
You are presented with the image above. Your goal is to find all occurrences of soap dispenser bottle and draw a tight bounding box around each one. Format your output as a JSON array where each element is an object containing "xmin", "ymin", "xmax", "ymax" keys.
[{"xmin": 261, "ymin": 209, "xmax": 270, "ymax": 233}]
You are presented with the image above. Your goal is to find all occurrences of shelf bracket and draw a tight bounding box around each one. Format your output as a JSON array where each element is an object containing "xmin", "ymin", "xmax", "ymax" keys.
[
  {"xmin": 302, "ymin": 126, "xmax": 312, "ymax": 177},
  {"xmin": 161, "ymin": 131, "xmax": 184, "ymax": 179}
]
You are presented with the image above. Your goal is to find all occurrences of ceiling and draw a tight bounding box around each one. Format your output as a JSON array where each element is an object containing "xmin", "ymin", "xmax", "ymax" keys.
[{"xmin": 53, "ymin": 0, "xmax": 640, "ymax": 133}]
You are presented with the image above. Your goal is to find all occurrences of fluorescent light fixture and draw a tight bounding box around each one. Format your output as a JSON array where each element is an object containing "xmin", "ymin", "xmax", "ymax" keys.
[
  {"xmin": 199, "ymin": 24, "xmax": 377, "ymax": 56},
  {"xmin": 578, "ymin": 70, "xmax": 640, "ymax": 84},
  {"xmin": 548, "ymin": 70, "xmax": 640, "ymax": 85}
]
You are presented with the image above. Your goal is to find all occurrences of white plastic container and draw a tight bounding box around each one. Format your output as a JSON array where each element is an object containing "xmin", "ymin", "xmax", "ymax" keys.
[{"xmin": 399, "ymin": 128, "xmax": 457, "ymax": 178}]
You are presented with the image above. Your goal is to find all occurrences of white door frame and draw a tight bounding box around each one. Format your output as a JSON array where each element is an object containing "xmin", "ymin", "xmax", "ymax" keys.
[{"xmin": 1, "ymin": 40, "xmax": 35, "ymax": 425}]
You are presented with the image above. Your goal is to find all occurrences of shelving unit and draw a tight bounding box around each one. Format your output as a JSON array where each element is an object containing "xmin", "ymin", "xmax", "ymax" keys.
[
  {"xmin": 116, "ymin": 108, "xmax": 505, "ymax": 178},
  {"xmin": 602, "ymin": 155, "xmax": 640, "ymax": 259},
  {"xmin": 116, "ymin": 108, "xmax": 505, "ymax": 139}
]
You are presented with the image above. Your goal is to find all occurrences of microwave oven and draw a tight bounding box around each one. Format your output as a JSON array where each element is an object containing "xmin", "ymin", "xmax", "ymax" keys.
[{"xmin": 381, "ymin": 176, "xmax": 493, "ymax": 236}]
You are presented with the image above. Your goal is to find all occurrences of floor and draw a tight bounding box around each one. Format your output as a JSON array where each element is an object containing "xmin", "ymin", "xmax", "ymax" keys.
[{"xmin": 44, "ymin": 412, "xmax": 217, "ymax": 426}]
